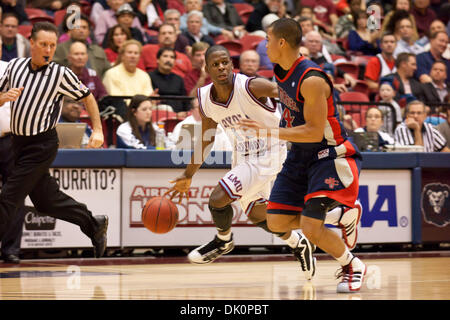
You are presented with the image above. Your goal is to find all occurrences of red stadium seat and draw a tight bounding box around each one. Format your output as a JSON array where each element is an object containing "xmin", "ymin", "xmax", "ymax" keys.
[
  {"xmin": 339, "ymin": 91, "xmax": 370, "ymax": 127},
  {"xmin": 79, "ymin": 0, "xmax": 93, "ymax": 17},
  {"xmin": 353, "ymin": 80, "xmax": 370, "ymax": 96},
  {"xmin": 145, "ymin": 29, "xmax": 159, "ymax": 37},
  {"xmin": 240, "ymin": 34, "xmax": 264, "ymax": 51},
  {"xmin": 164, "ymin": 118, "xmax": 183, "ymax": 133},
  {"xmin": 335, "ymin": 62, "xmax": 359, "ymax": 79},
  {"xmin": 331, "ymin": 54, "xmax": 347, "ymax": 62},
  {"xmin": 18, "ymin": 25, "xmax": 32, "ymax": 39},
  {"xmin": 232, "ymin": 3, "xmax": 254, "ymax": 24},
  {"xmin": 54, "ymin": 9, "xmax": 67, "ymax": 27},
  {"xmin": 216, "ymin": 39, "xmax": 243, "ymax": 56},
  {"xmin": 353, "ymin": 55, "xmax": 372, "ymax": 67},
  {"xmin": 336, "ymin": 38, "xmax": 348, "ymax": 51},
  {"xmin": 152, "ymin": 109, "xmax": 178, "ymax": 123},
  {"xmin": 25, "ymin": 8, "xmax": 55, "ymax": 24},
  {"xmin": 239, "ymin": 9, "xmax": 253, "ymax": 25},
  {"xmin": 232, "ymin": 3, "xmax": 254, "ymax": 14},
  {"xmin": 256, "ymin": 69, "xmax": 274, "ymax": 79}
]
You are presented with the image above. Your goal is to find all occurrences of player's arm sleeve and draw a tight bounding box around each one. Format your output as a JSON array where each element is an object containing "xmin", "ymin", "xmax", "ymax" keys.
[{"xmin": 59, "ymin": 67, "xmax": 91, "ymax": 100}]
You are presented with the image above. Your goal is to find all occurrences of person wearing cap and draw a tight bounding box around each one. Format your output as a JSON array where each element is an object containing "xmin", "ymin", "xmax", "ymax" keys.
[
  {"xmin": 102, "ymin": 3, "xmax": 147, "ymax": 47},
  {"xmin": 94, "ymin": 2, "xmax": 144, "ymax": 45}
]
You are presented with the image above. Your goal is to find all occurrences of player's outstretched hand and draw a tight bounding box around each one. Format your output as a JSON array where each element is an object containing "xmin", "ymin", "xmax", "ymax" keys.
[
  {"xmin": 239, "ymin": 119, "xmax": 270, "ymax": 138},
  {"xmin": 164, "ymin": 175, "xmax": 192, "ymax": 203}
]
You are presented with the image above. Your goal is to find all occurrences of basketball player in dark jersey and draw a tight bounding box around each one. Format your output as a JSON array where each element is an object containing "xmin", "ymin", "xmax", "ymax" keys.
[{"xmin": 240, "ymin": 18, "xmax": 366, "ymax": 293}]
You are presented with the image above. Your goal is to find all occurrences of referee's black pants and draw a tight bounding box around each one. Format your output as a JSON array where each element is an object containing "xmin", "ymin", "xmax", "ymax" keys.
[
  {"xmin": 0, "ymin": 134, "xmax": 26, "ymax": 256},
  {"xmin": 0, "ymin": 129, "xmax": 99, "ymax": 240}
]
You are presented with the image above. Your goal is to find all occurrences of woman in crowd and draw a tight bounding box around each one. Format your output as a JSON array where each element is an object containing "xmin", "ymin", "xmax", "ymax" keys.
[
  {"xmin": 354, "ymin": 107, "xmax": 395, "ymax": 149},
  {"xmin": 347, "ymin": 9, "xmax": 381, "ymax": 55},
  {"xmin": 104, "ymin": 24, "xmax": 133, "ymax": 65},
  {"xmin": 381, "ymin": 0, "xmax": 419, "ymax": 40},
  {"xmin": 116, "ymin": 95, "xmax": 158, "ymax": 149}
]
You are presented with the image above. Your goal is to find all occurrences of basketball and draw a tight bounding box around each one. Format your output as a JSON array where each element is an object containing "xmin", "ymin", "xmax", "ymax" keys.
[{"xmin": 141, "ymin": 196, "xmax": 179, "ymax": 234}]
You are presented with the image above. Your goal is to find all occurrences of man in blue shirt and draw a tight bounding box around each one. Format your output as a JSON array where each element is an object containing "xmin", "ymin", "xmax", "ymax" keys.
[{"xmin": 415, "ymin": 31, "xmax": 450, "ymax": 83}]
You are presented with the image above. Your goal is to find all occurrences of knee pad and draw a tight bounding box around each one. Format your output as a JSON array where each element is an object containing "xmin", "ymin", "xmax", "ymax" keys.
[
  {"xmin": 209, "ymin": 204, "xmax": 234, "ymax": 232},
  {"xmin": 302, "ymin": 197, "xmax": 339, "ymax": 221},
  {"xmin": 256, "ymin": 220, "xmax": 286, "ymax": 237}
]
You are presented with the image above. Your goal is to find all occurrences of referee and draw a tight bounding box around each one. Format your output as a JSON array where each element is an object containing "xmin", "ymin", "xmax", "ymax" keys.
[{"xmin": 0, "ymin": 22, "xmax": 108, "ymax": 258}]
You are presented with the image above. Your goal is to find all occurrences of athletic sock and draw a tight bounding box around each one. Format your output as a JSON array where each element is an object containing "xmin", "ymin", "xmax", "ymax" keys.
[
  {"xmin": 284, "ymin": 231, "xmax": 300, "ymax": 248},
  {"xmin": 217, "ymin": 230, "xmax": 232, "ymax": 242},
  {"xmin": 336, "ymin": 247, "xmax": 354, "ymax": 266}
]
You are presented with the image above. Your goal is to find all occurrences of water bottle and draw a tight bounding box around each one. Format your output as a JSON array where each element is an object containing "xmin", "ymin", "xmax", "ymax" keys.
[{"xmin": 156, "ymin": 122, "xmax": 166, "ymax": 150}]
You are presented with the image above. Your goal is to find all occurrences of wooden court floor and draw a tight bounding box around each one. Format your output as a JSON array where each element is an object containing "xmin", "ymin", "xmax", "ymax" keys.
[{"xmin": 0, "ymin": 254, "xmax": 449, "ymax": 300}]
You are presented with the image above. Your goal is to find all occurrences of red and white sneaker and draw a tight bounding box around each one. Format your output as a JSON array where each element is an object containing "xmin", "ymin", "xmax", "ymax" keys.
[
  {"xmin": 336, "ymin": 257, "xmax": 366, "ymax": 293},
  {"xmin": 338, "ymin": 201, "xmax": 362, "ymax": 250}
]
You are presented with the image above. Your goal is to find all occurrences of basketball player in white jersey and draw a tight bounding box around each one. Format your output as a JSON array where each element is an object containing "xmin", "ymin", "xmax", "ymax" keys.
[{"xmin": 165, "ymin": 46, "xmax": 361, "ymax": 280}]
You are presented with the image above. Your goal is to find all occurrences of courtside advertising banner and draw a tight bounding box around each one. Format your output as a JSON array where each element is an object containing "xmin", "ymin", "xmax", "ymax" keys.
[
  {"xmin": 20, "ymin": 168, "xmax": 121, "ymax": 249},
  {"xmin": 274, "ymin": 169, "xmax": 412, "ymax": 245},
  {"xmin": 121, "ymin": 168, "xmax": 273, "ymax": 247}
]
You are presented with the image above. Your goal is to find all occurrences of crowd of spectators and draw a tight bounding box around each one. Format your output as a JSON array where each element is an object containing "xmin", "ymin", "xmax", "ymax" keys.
[{"xmin": 0, "ymin": 0, "xmax": 448, "ymax": 151}]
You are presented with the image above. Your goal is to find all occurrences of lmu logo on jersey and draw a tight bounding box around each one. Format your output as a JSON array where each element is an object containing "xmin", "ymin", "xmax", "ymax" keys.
[
  {"xmin": 221, "ymin": 113, "xmax": 243, "ymax": 129},
  {"xmin": 421, "ymin": 183, "xmax": 450, "ymax": 227},
  {"xmin": 278, "ymin": 87, "xmax": 299, "ymax": 112},
  {"xmin": 325, "ymin": 177, "xmax": 339, "ymax": 189},
  {"xmin": 226, "ymin": 173, "xmax": 242, "ymax": 192},
  {"xmin": 129, "ymin": 185, "xmax": 252, "ymax": 227}
]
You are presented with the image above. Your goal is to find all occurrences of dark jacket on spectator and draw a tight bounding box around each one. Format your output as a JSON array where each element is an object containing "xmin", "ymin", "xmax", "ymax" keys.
[
  {"xmin": 202, "ymin": 1, "xmax": 243, "ymax": 31},
  {"xmin": 245, "ymin": 2, "xmax": 269, "ymax": 32},
  {"xmin": 181, "ymin": 31, "xmax": 215, "ymax": 47},
  {"xmin": 389, "ymin": 72, "xmax": 427, "ymax": 102},
  {"xmin": 422, "ymin": 82, "xmax": 450, "ymax": 104},
  {"xmin": 1, "ymin": 2, "xmax": 28, "ymax": 24}
]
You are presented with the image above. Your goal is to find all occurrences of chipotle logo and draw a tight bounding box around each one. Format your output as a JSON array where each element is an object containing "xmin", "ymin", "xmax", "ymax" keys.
[{"xmin": 24, "ymin": 206, "xmax": 56, "ymax": 230}]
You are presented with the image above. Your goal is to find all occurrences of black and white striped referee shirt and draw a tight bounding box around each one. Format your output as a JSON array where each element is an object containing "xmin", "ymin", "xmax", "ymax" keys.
[
  {"xmin": 0, "ymin": 57, "xmax": 91, "ymax": 136},
  {"xmin": 394, "ymin": 121, "xmax": 447, "ymax": 152}
]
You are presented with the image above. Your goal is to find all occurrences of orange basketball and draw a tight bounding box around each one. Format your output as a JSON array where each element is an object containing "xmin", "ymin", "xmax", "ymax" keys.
[{"xmin": 141, "ymin": 196, "xmax": 179, "ymax": 234}]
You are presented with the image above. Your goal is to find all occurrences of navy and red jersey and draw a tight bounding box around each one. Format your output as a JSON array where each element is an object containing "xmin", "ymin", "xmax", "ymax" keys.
[{"xmin": 274, "ymin": 56, "xmax": 351, "ymax": 152}]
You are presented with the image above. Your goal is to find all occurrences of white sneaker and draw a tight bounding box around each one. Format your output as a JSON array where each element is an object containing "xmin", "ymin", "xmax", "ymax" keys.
[
  {"xmin": 338, "ymin": 201, "xmax": 362, "ymax": 250},
  {"xmin": 188, "ymin": 234, "xmax": 234, "ymax": 264},
  {"xmin": 336, "ymin": 257, "xmax": 366, "ymax": 293},
  {"xmin": 292, "ymin": 233, "xmax": 316, "ymax": 280}
]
